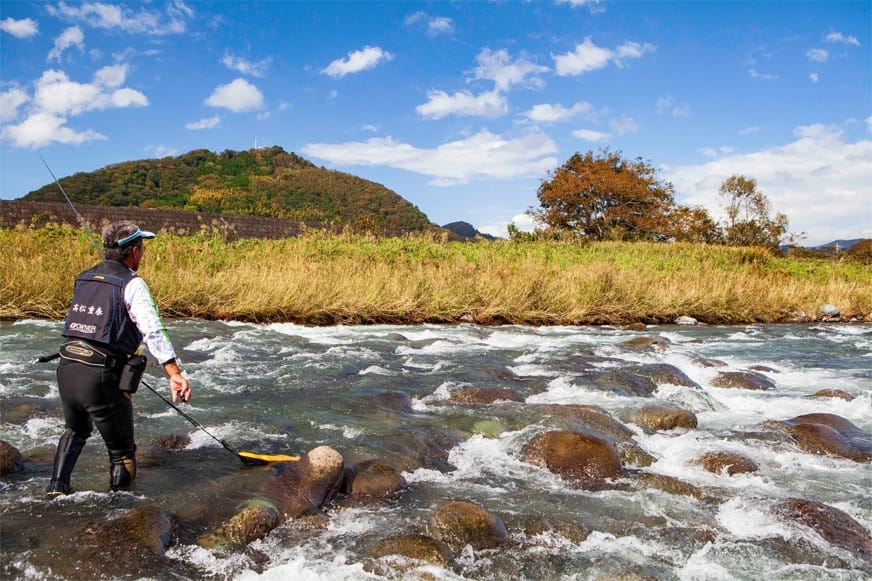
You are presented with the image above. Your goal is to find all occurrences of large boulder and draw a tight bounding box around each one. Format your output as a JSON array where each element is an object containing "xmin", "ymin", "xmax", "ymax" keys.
[
  {"xmin": 198, "ymin": 502, "xmax": 281, "ymax": 550},
  {"xmin": 772, "ymin": 498, "xmax": 872, "ymax": 564},
  {"xmin": 780, "ymin": 414, "xmax": 871, "ymax": 463},
  {"xmin": 267, "ymin": 445, "xmax": 346, "ymax": 518},
  {"xmin": 634, "ymin": 363, "xmax": 701, "ymax": 388},
  {"xmin": 712, "ymin": 370, "xmax": 776, "ymax": 391},
  {"xmin": 522, "ymin": 430, "xmax": 623, "ymax": 487},
  {"xmin": 0, "ymin": 440, "xmax": 24, "ymax": 476},
  {"xmin": 428, "ymin": 501, "xmax": 509, "ymax": 551}
]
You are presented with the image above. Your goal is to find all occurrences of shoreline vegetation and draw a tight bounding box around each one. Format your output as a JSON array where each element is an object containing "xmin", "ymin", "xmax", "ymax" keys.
[{"xmin": 2, "ymin": 227, "xmax": 870, "ymax": 325}]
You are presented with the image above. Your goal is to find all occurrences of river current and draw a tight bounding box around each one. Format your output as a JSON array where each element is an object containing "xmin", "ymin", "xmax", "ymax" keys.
[{"xmin": 1, "ymin": 320, "xmax": 870, "ymax": 580}]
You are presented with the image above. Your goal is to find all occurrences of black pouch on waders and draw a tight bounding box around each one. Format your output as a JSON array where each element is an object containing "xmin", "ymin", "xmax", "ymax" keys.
[{"xmin": 118, "ymin": 355, "xmax": 147, "ymax": 394}]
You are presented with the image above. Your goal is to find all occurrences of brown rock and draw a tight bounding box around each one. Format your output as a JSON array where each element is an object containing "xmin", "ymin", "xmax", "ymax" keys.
[
  {"xmin": 450, "ymin": 387, "xmax": 523, "ymax": 404},
  {"xmin": 781, "ymin": 414, "xmax": 872, "ymax": 462},
  {"xmin": 712, "ymin": 370, "xmax": 776, "ymax": 390},
  {"xmin": 773, "ymin": 498, "xmax": 872, "ymax": 563},
  {"xmin": 345, "ymin": 459, "xmax": 407, "ymax": 498},
  {"xmin": 618, "ymin": 336, "xmax": 670, "ymax": 352},
  {"xmin": 428, "ymin": 501, "xmax": 508, "ymax": 551},
  {"xmin": 808, "ymin": 389, "xmax": 854, "ymax": 401},
  {"xmin": 637, "ymin": 473, "xmax": 708, "ymax": 501},
  {"xmin": 199, "ymin": 503, "xmax": 281, "ymax": 549},
  {"xmin": 371, "ymin": 390, "xmax": 413, "ymax": 412},
  {"xmin": 629, "ymin": 404, "xmax": 698, "ymax": 432},
  {"xmin": 623, "ymin": 322, "xmax": 647, "ymax": 331},
  {"xmin": 268, "ymin": 445, "xmax": 346, "ymax": 518},
  {"xmin": 368, "ymin": 534, "xmax": 454, "ymax": 569},
  {"xmin": 697, "ymin": 451, "xmax": 759, "ymax": 475},
  {"xmin": 0, "ymin": 440, "xmax": 24, "ymax": 476},
  {"xmin": 522, "ymin": 430, "xmax": 623, "ymax": 486}
]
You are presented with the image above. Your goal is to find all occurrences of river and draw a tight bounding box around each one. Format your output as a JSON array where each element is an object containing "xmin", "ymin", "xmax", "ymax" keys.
[{"xmin": 1, "ymin": 320, "xmax": 870, "ymax": 579}]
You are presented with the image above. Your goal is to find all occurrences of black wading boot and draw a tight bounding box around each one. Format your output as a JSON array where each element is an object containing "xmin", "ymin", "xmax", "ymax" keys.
[
  {"xmin": 108, "ymin": 448, "xmax": 137, "ymax": 491},
  {"xmin": 45, "ymin": 429, "xmax": 87, "ymax": 496}
]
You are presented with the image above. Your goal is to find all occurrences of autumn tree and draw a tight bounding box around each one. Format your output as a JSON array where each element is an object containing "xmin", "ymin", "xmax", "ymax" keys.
[
  {"xmin": 663, "ymin": 205, "xmax": 724, "ymax": 244},
  {"xmin": 531, "ymin": 148, "xmax": 690, "ymax": 241},
  {"xmin": 719, "ymin": 174, "xmax": 789, "ymax": 249}
]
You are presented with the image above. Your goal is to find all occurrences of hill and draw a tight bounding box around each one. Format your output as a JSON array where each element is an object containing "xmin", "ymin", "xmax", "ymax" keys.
[
  {"xmin": 442, "ymin": 221, "xmax": 497, "ymax": 240},
  {"xmin": 22, "ymin": 147, "xmax": 431, "ymax": 233}
]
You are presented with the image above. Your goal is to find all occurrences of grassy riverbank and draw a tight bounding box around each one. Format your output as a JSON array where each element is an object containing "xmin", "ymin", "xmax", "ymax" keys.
[{"xmin": 2, "ymin": 227, "xmax": 870, "ymax": 325}]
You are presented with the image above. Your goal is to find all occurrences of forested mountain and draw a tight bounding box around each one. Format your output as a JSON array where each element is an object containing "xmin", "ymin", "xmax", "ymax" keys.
[{"xmin": 23, "ymin": 147, "xmax": 431, "ymax": 232}]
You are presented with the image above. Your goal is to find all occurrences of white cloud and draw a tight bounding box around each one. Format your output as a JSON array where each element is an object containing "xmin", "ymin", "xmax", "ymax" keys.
[
  {"xmin": 0, "ymin": 86, "xmax": 29, "ymax": 122},
  {"xmin": 222, "ymin": 54, "xmax": 271, "ymax": 77},
  {"xmin": 809, "ymin": 72, "xmax": 819, "ymax": 83},
  {"xmin": 523, "ymin": 102, "xmax": 592, "ymax": 123},
  {"xmin": 553, "ymin": 37, "xmax": 654, "ymax": 76},
  {"xmin": 573, "ymin": 128, "xmax": 610, "ymax": 142},
  {"xmin": 322, "ymin": 46, "xmax": 393, "ymax": 78},
  {"xmin": 472, "ymin": 48, "xmax": 549, "ymax": 92},
  {"xmin": 806, "ymin": 48, "xmax": 828, "ymax": 63},
  {"xmin": 205, "ymin": 78, "xmax": 263, "ymax": 112},
  {"xmin": 656, "ymin": 96, "xmax": 690, "ymax": 118},
  {"xmin": 1, "ymin": 17, "xmax": 38, "ymax": 38},
  {"xmin": 1, "ymin": 111, "xmax": 105, "ymax": 148},
  {"xmin": 146, "ymin": 145, "xmax": 178, "ymax": 158},
  {"xmin": 748, "ymin": 68, "xmax": 778, "ymax": 80},
  {"xmin": 609, "ymin": 115, "xmax": 638, "ymax": 136},
  {"xmin": 185, "ymin": 115, "xmax": 221, "ymax": 130},
  {"xmin": 46, "ymin": 1, "xmax": 192, "ymax": 35},
  {"xmin": 739, "ymin": 126, "xmax": 760, "ymax": 136},
  {"xmin": 48, "ymin": 26, "xmax": 84, "ymax": 62},
  {"xmin": 666, "ymin": 123, "xmax": 872, "ymax": 245},
  {"xmin": 416, "ymin": 89, "xmax": 507, "ymax": 119},
  {"xmin": 302, "ymin": 130, "xmax": 558, "ymax": 186},
  {"xmin": 404, "ymin": 11, "xmax": 454, "ymax": 37},
  {"xmin": 554, "ymin": 0, "xmax": 605, "ymax": 13},
  {"xmin": 825, "ymin": 32, "xmax": 860, "ymax": 46}
]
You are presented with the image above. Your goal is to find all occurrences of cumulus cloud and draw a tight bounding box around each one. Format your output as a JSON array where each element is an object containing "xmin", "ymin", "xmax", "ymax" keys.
[
  {"xmin": 609, "ymin": 115, "xmax": 638, "ymax": 136},
  {"xmin": 523, "ymin": 102, "xmax": 592, "ymax": 123},
  {"xmin": 472, "ymin": 48, "xmax": 549, "ymax": 92},
  {"xmin": 302, "ymin": 130, "xmax": 558, "ymax": 186},
  {"xmin": 553, "ymin": 37, "xmax": 654, "ymax": 76},
  {"xmin": 404, "ymin": 11, "xmax": 454, "ymax": 37},
  {"xmin": 1, "ymin": 17, "xmax": 38, "ymax": 38},
  {"xmin": 222, "ymin": 53, "xmax": 271, "ymax": 77},
  {"xmin": 806, "ymin": 48, "xmax": 828, "ymax": 63},
  {"xmin": 416, "ymin": 89, "xmax": 508, "ymax": 119},
  {"xmin": 205, "ymin": 78, "xmax": 263, "ymax": 112},
  {"xmin": 46, "ymin": 0, "xmax": 192, "ymax": 35},
  {"xmin": 825, "ymin": 32, "xmax": 860, "ymax": 46},
  {"xmin": 322, "ymin": 46, "xmax": 393, "ymax": 78},
  {"xmin": 1, "ymin": 64, "xmax": 148, "ymax": 148},
  {"xmin": 573, "ymin": 128, "xmax": 610, "ymax": 142},
  {"xmin": 185, "ymin": 115, "xmax": 221, "ymax": 130},
  {"xmin": 665, "ymin": 123, "xmax": 872, "ymax": 245},
  {"xmin": 48, "ymin": 26, "xmax": 84, "ymax": 62}
]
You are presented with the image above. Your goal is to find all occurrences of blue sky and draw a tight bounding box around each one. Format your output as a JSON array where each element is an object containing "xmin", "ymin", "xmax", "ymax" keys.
[{"xmin": 1, "ymin": 1, "xmax": 869, "ymax": 245}]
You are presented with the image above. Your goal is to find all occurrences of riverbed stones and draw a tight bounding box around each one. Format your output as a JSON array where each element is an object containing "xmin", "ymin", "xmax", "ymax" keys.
[
  {"xmin": 428, "ymin": 500, "xmax": 509, "ymax": 551},
  {"xmin": 696, "ymin": 451, "xmax": 759, "ymax": 475},
  {"xmin": 711, "ymin": 370, "xmax": 776, "ymax": 390},
  {"xmin": 818, "ymin": 304, "xmax": 841, "ymax": 320},
  {"xmin": 268, "ymin": 445, "xmax": 346, "ymax": 518},
  {"xmin": 772, "ymin": 498, "xmax": 872, "ymax": 564},
  {"xmin": 0, "ymin": 440, "xmax": 23, "ymax": 476},
  {"xmin": 808, "ymin": 389, "xmax": 854, "ymax": 401},
  {"xmin": 366, "ymin": 534, "xmax": 455, "ymax": 574},
  {"xmin": 343, "ymin": 458, "xmax": 407, "ymax": 499},
  {"xmin": 522, "ymin": 430, "xmax": 623, "ymax": 486},
  {"xmin": 618, "ymin": 336, "xmax": 670, "ymax": 352},
  {"xmin": 629, "ymin": 404, "xmax": 698, "ymax": 432},
  {"xmin": 450, "ymin": 387, "xmax": 523, "ymax": 404},
  {"xmin": 199, "ymin": 503, "xmax": 281, "ymax": 550},
  {"xmin": 780, "ymin": 413, "xmax": 872, "ymax": 462}
]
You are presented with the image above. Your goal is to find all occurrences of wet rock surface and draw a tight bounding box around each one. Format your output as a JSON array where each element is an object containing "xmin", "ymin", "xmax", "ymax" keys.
[
  {"xmin": 522, "ymin": 429, "xmax": 623, "ymax": 486},
  {"xmin": 712, "ymin": 370, "xmax": 776, "ymax": 390},
  {"xmin": 772, "ymin": 498, "xmax": 872, "ymax": 565},
  {"xmin": 779, "ymin": 413, "xmax": 872, "ymax": 462},
  {"xmin": 628, "ymin": 404, "xmax": 698, "ymax": 432},
  {"xmin": 428, "ymin": 500, "xmax": 509, "ymax": 551},
  {"xmin": 0, "ymin": 440, "xmax": 24, "ymax": 476},
  {"xmin": 696, "ymin": 451, "xmax": 759, "ymax": 475}
]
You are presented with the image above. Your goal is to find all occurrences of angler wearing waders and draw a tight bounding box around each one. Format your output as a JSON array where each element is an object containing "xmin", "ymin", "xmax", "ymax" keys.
[{"xmin": 46, "ymin": 220, "xmax": 192, "ymax": 496}]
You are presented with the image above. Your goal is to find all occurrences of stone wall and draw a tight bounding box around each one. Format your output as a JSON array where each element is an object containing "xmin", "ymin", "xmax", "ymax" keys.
[{"xmin": 0, "ymin": 201, "xmax": 319, "ymax": 240}]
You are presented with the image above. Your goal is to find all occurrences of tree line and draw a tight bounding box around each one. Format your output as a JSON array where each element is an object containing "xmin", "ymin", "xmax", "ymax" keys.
[{"xmin": 518, "ymin": 148, "xmax": 794, "ymax": 250}]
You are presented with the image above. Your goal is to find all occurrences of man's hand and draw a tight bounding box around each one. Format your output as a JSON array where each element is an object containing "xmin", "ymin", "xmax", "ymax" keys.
[{"xmin": 164, "ymin": 360, "xmax": 192, "ymax": 404}]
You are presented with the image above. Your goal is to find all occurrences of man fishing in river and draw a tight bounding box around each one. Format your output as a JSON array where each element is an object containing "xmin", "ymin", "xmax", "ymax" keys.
[{"xmin": 46, "ymin": 220, "xmax": 192, "ymax": 496}]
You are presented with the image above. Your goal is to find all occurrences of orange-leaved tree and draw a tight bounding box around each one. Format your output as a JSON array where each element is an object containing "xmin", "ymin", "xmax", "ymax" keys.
[{"xmin": 530, "ymin": 149, "xmax": 682, "ymax": 241}]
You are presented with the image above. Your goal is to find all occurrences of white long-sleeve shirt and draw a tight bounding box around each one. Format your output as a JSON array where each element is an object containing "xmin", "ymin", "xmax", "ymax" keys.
[{"xmin": 124, "ymin": 276, "xmax": 177, "ymax": 365}]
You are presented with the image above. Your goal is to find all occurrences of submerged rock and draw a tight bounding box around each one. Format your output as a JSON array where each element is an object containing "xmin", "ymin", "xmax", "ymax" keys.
[
  {"xmin": 0, "ymin": 440, "xmax": 24, "ymax": 476},
  {"xmin": 637, "ymin": 472, "xmax": 708, "ymax": 502},
  {"xmin": 450, "ymin": 387, "xmax": 523, "ymax": 404},
  {"xmin": 199, "ymin": 502, "xmax": 281, "ymax": 550},
  {"xmin": 618, "ymin": 336, "xmax": 670, "ymax": 352},
  {"xmin": 366, "ymin": 534, "xmax": 455, "ymax": 573},
  {"xmin": 428, "ymin": 500, "xmax": 509, "ymax": 551},
  {"xmin": 634, "ymin": 363, "xmax": 701, "ymax": 388},
  {"xmin": 522, "ymin": 430, "xmax": 623, "ymax": 486},
  {"xmin": 696, "ymin": 451, "xmax": 759, "ymax": 475},
  {"xmin": 629, "ymin": 404, "xmax": 698, "ymax": 433},
  {"xmin": 772, "ymin": 498, "xmax": 872, "ymax": 564},
  {"xmin": 711, "ymin": 370, "xmax": 776, "ymax": 390},
  {"xmin": 808, "ymin": 389, "xmax": 854, "ymax": 401},
  {"xmin": 343, "ymin": 458, "xmax": 407, "ymax": 499}
]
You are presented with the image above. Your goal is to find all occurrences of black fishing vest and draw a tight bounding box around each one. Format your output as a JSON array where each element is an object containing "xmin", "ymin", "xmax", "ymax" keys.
[{"xmin": 62, "ymin": 260, "xmax": 143, "ymax": 355}]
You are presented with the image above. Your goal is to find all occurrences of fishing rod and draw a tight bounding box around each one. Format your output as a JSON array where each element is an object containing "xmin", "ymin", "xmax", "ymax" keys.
[
  {"xmin": 39, "ymin": 152, "xmax": 102, "ymax": 254},
  {"xmin": 38, "ymin": 155, "xmax": 300, "ymax": 467},
  {"xmin": 141, "ymin": 380, "xmax": 299, "ymax": 467}
]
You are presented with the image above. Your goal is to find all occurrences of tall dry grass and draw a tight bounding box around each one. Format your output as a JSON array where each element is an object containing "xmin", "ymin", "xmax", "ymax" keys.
[{"xmin": 2, "ymin": 227, "xmax": 870, "ymax": 324}]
